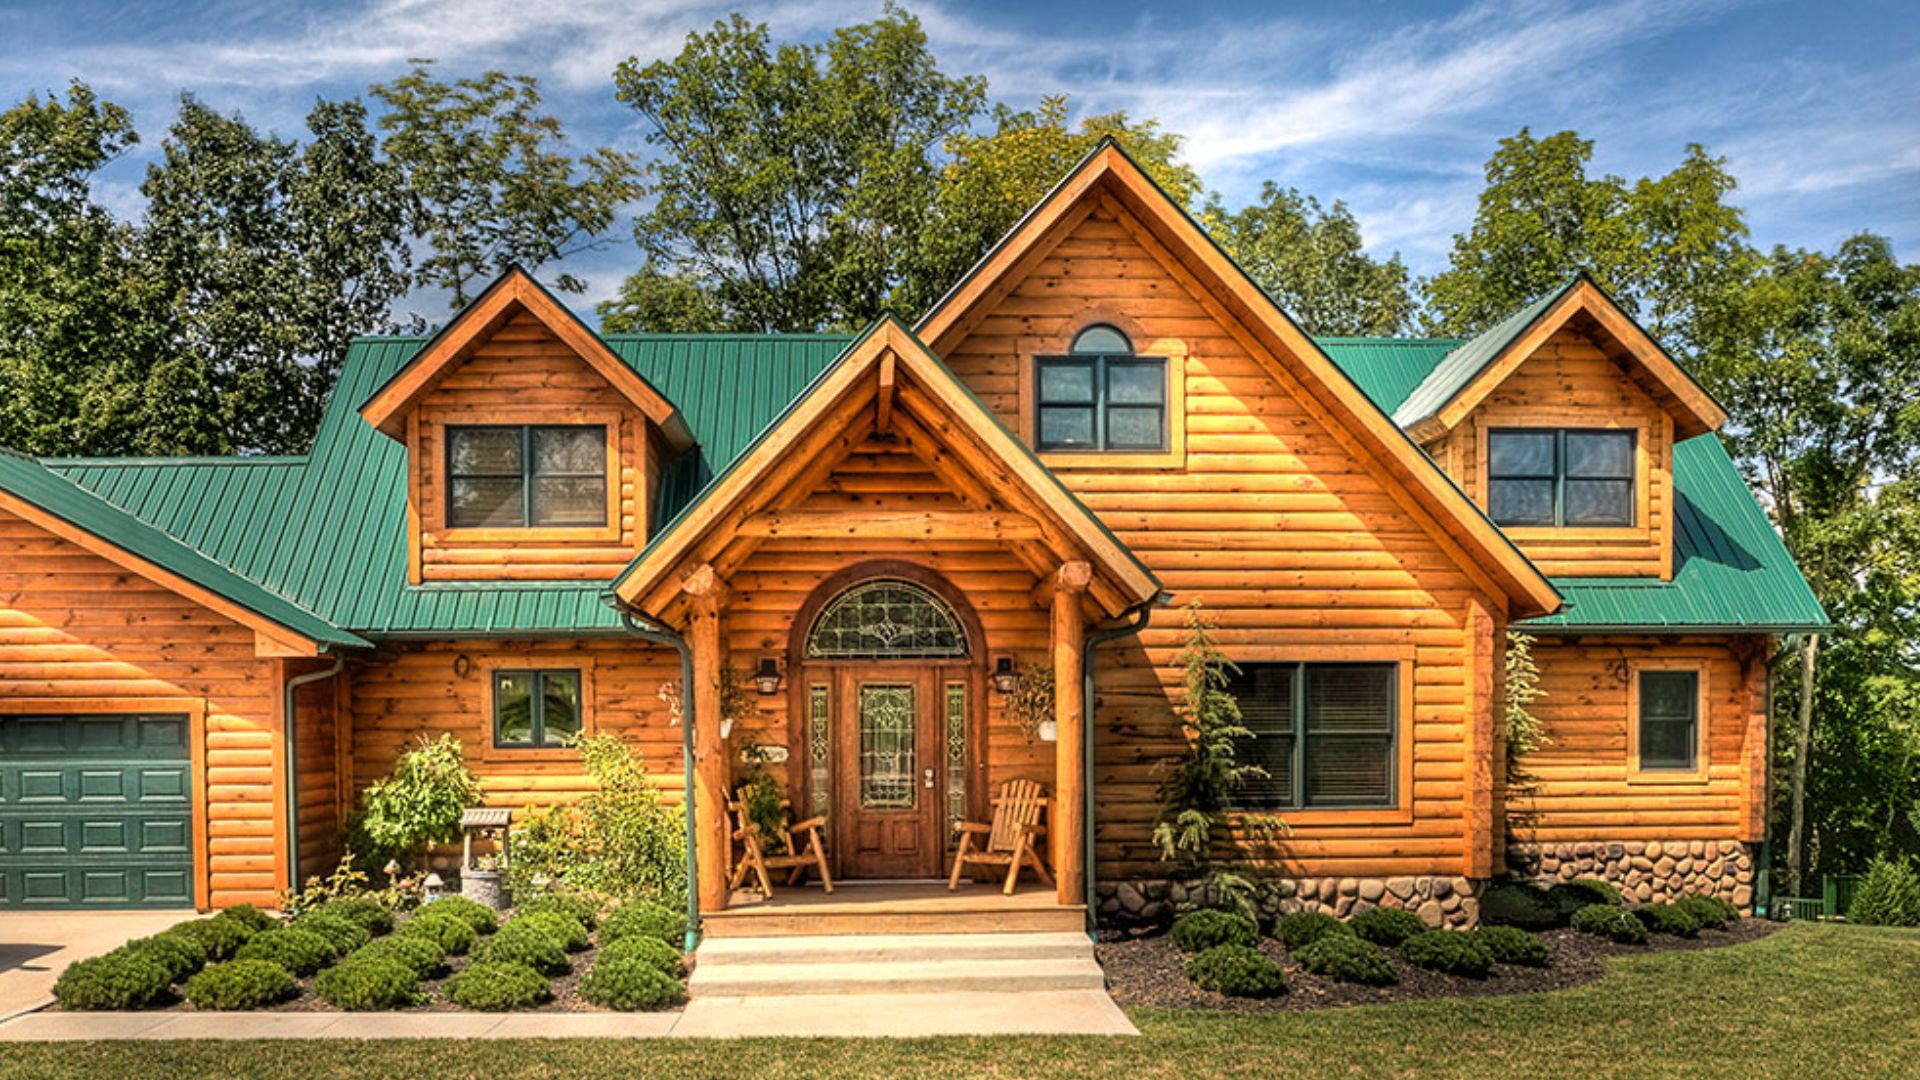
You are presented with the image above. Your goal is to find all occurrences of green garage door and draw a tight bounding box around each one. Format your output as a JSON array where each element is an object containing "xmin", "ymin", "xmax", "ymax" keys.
[{"xmin": 0, "ymin": 714, "xmax": 194, "ymax": 908}]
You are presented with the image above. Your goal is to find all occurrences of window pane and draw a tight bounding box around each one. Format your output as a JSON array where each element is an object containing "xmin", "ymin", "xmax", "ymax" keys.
[
  {"xmin": 1640, "ymin": 720, "xmax": 1695, "ymax": 769},
  {"xmin": 1306, "ymin": 666, "xmax": 1394, "ymax": 733},
  {"xmin": 540, "ymin": 672, "xmax": 582, "ymax": 746},
  {"xmin": 1107, "ymin": 361, "xmax": 1164, "ymax": 405},
  {"xmin": 495, "ymin": 673, "xmax": 534, "ymax": 745},
  {"xmin": 858, "ymin": 683, "xmax": 916, "ymax": 809},
  {"xmin": 531, "ymin": 476, "xmax": 607, "ymax": 526},
  {"xmin": 449, "ymin": 427, "xmax": 521, "ymax": 476},
  {"xmin": 1489, "ymin": 478, "xmax": 1555, "ymax": 525},
  {"xmin": 1641, "ymin": 671, "xmax": 1697, "ymax": 720},
  {"xmin": 1305, "ymin": 735, "xmax": 1394, "ymax": 804},
  {"xmin": 1039, "ymin": 406, "xmax": 1095, "ymax": 448},
  {"xmin": 1564, "ymin": 479, "xmax": 1633, "ymax": 525},
  {"xmin": 450, "ymin": 477, "xmax": 524, "ymax": 527},
  {"xmin": 1566, "ymin": 431, "xmax": 1633, "ymax": 478},
  {"xmin": 1229, "ymin": 665, "xmax": 1295, "ymax": 810},
  {"xmin": 1303, "ymin": 665, "xmax": 1394, "ymax": 806},
  {"xmin": 1039, "ymin": 360, "xmax": 1095, "ymax": 402},
  {"xmin": 1106, "ymin": 406, "xmax": 1164, "ymax": 449},
  {"xmin": 1640, "ymin": 671, "xmax": 1697, "ymax": 770},
  {"xmin": 1488, "ymin": 431, "xmax": 1556, "ymax": 477},
  {"xmin": 1071, "ymin": 324, "xmax": 1131, "ymax": 355},
  {"xmin": 532, "ymin": 427, "xmax": 604, "ymax": 476}
]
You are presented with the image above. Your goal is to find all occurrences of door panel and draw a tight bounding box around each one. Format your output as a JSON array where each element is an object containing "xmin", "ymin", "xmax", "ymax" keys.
[{"xmin": 834, "ymin": 671, "xmax": 941, "ymax": 878}]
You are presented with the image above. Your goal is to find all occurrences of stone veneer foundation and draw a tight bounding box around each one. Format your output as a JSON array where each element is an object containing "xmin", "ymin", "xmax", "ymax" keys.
[
  {"xmin": 1507, "ymin": 839, "xmax": 1757, "ymax": 910},
  {"xmin": 1097, "ymin": 875, "xmax": 1486, "ymax": 931}
]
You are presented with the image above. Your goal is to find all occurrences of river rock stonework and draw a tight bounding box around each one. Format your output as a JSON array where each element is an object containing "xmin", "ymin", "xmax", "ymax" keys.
[
  {"xmin": 1507, "ymin": 839, "xmax": 1756, "ymax": 911},
  {"xmin": 1096, "ymin": 875, "xmax": 1487, "ymax": 931}
]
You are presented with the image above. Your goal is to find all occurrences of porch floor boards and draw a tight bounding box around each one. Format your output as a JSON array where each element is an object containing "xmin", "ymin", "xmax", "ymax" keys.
[{"xmin": 702, "ymin": 880, "xmax": 1086, "ymax": 937}]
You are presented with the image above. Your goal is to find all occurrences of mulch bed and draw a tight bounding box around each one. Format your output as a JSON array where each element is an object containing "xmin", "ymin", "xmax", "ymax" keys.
[{"xmin": 1096, "ymin": 917, "xmax": 1777, "ymax": 1012}]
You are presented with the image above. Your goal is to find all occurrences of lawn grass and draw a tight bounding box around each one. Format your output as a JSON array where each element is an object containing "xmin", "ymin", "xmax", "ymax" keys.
[{"xmin": 4, "ymin": 923, "xmax": 1915, "ymax": 1079}]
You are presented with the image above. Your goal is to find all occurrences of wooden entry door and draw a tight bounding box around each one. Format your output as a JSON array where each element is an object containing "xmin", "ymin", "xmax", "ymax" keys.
[{"xmin": 833, "ymin": 668, "xmax": 942, "ymax": 878}]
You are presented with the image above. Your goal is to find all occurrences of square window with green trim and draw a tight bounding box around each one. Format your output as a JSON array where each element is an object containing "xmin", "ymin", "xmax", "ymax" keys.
[
  {"xmin": 1487, "ymin": 428, "xmax": 1635, "ymax": 527},
  {"xmin": 1225, "ymin": 662, "xmax": 1398, "ymax": 810},
  {"xmin": 493, "ymin": 669, "xmax": 584, "ymax": 748}
]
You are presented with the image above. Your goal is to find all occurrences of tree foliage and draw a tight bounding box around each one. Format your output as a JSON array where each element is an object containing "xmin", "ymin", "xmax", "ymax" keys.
[{"xmin": 1205, "ymin": 182, "xmax": 1413, "ymax": 336}]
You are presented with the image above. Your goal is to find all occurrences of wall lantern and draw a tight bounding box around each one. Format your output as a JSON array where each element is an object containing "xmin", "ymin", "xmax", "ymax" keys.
[
  {"xmin": 990, "ymin": 656, "xmax": 1020, "ymax": 695},
  {"xmin": 753, "ymin": 657, "xmax": 784, "ymax": 696}
]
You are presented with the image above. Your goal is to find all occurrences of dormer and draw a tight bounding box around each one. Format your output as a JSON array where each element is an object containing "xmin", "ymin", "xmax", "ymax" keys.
[
  {"xmin": 1397, "ymin": 275, "xmax": 1726, "ymax": 580},
  {"xmin": 359, "ymin": 269, "xmax": 694, "ymax": 584}
]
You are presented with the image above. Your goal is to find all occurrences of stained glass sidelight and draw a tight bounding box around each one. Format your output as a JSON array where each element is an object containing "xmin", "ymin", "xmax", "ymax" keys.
[
  {"xmin": 805, "ymin": 580, "xmax": 967, "ymax": 659},
  {"xmin": 945, "ymin": 681, "xmax": 967, "ymax": 848},
  {"xmin": 808, "ymin": 683, "xmax": 831, "ymax": 818},
  {"xmin": 858, "ymin": 683, "xmax": 917, "ymax": 809}
]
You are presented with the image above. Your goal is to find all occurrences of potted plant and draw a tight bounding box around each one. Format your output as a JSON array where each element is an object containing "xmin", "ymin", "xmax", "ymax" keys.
[{"xmin": 1008, "ymin": 663, "xmax": 1057, "ymax": 742}]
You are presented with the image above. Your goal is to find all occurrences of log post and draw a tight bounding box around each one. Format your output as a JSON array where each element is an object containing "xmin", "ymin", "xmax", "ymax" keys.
[
  {"xmin": 685, "ymin": 565, "xmax": 732, "ymax": 913},
  {"xmin": 1050, "ymin": 561, "xmax": 1091, "ymax": 906}
]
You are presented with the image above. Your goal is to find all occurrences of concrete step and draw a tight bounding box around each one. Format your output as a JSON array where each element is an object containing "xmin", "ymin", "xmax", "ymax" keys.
[
  {"xmin": 688, "ymin": 956, "xmax": 1107, "ymax": 997},
  {"xmin": 694, "ymin": 931, "xmax": 1091, "ymax": 968},
  {"xmin": 699, "ymin": 905, "xmax": 1085, "ymax": 938}
]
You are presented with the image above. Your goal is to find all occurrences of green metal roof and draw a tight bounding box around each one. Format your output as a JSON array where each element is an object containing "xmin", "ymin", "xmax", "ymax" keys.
[
  {"xmin": 4, "ymin": 449, "xmax": 368, "ymax": 650},
  {"xmin": 1391, "ymin": 276, "xmax": 1581, "ymax": 430}
]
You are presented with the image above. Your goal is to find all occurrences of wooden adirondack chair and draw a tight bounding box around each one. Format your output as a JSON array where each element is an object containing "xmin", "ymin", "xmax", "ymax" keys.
[
  {"xmin": 947, "ymin": 778, "xmax": 1054, "ymax": 895},
  {"xmin": 727, "ymin": 788, "xmax": 834, "ymax": 897}
]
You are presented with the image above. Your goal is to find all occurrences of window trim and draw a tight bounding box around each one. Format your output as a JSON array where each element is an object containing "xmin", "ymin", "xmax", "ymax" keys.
[
  {"xmin": 474, "ymin": 657, "xmax": 597, "ymax": 762},
  {"xmin": 415, "ymin": 407, "xmax": 625, "ymax": 554},
  {"xmin": 490, "ymin": 668, "xmax": 585, "ymax": 750},
  {"xmin": 1487, "ymin": 427, "xmax": 1637, "ymax": 529},
  {"xmin": 446, "ymin": 423, "xmax": 610, "ymax": 530},
  {"xmin": 1217, "ymin": 647, "xmax": 1417, "ymax": 826},
  {"xmin": 1014, "ymin": 311, "xmax": 1187, "ymax": 470},
  {"xmin": 1627, "ymin": 660, "xmax": 1710, "ymax": 783}
]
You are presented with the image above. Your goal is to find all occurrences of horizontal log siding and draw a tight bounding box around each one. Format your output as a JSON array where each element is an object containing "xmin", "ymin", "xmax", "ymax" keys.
[
  {"xmin": 0, "ymin": 508, "xmax": 280, "ymax": 908},
  {"xmin": 1511, "ymin": 635, "xmax": 1768, "ymax": 844},
  {"xmin": 412, "ymin": 312, "xmax": 649, "ymax": 582},
  {"xmin": 291, "ymin": 660, "xmax": 344, "ymax": 883},
  {"xmin": 1436, "ymin": 325, "xmax": 1674, "ymax": 579},
  {"xmin": 944, "ymin": 204, "xmax": 1505, "ymax": 881},
  {"xmin": 347, "ymin": 639, "xmax": 682, "ymax": 810}
]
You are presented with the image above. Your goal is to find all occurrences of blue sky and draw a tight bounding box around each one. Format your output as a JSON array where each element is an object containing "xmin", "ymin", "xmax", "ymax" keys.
[{"xmin": 4, "ymin": 0, "xmax": 1916, "ymax": 323}]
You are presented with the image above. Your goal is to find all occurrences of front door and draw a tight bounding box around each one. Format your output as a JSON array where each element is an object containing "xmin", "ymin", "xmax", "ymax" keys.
[{"xmin": 833, "ymin": 669, "xmax": 942, "ymax": 878}]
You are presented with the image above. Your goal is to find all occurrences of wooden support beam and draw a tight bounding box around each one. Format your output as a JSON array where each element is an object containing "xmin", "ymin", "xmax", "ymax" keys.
[
  {"xmin": 1050, "ymin": 563, "xmax": 1090, "ymax": 906},
  {"xmin": 1463, "ymin": 597, "xmax": 1496, "ymax": 880},
  {"xmin": 875, "ymin": 350, "xmax": 897, "ymax": 434},
  {"xmin": 1030, "ymin": 558, "xmax": 1093, "ymax": 610},
  {"xmin": 737, "ymin": 509, "xmax": 1044, "ymax": 541},
  {"xmin": 685, "ymin": 565, "xmax": 732, "ymax": 913}
]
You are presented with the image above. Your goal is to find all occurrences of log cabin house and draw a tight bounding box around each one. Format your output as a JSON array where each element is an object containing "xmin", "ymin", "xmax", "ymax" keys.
[{"xmin": 0, "ymin": 142, "xmax": 1823, "ymax": 930}]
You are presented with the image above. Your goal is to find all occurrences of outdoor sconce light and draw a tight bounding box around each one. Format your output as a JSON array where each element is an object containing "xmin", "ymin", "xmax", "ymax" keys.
[
  {"xmin": 753, "ymin": 657, "xmax": 783, "ymax": 695},
  {"xmin": 991, "ymin": 656, "xmax": 1020, "ymax": 695}
]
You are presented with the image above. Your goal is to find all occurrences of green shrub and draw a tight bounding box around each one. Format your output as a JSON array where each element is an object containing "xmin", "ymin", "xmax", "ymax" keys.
[
  {"xmin": 597, "ymin": 935, "xmax": 686, "ymax": 978},
  {"xmin": 1296, "ymin": 934, "xmax": 1396, "ymax": 986},
  {"xmin": 1273, "ymin": 910, "xmax": 1352, "ymax": 951},
  {"xmin": 348, "ymin": 935, "xmax": 448, "ymax": 979},
  {"xmin": 513, "ymin": 910, "xmax": 590, "ymax": 952},
  {"xmin": 170, "ymin": 916, "xmax": 255, "ymax": 961},
  {"xmin": 1169, "ymin": 909, "xmax": 1258, "ymax": 953},
  {"xmin": 234, "ymin": 928, "xmax": 337, "ymax": 977},
  {"xmin": 598, "ymin": 900, "xmax": 686, "ymax": 948},
  {"xmin": 184, "ymin": 959, "xmax": 296, "ymax": 1010},
  {"xmin": 579, "ymin": 951, "xmax": 687, "ymax": 1011},
  {"xmin": 1481, "ymin": 881, "xmax": 1562, "ymax": 929},
  {"xmin": 125, "ymin": 933, "xmax": 208, "ymax": 982},
  {"xmin": 1400, "ymin": 930, "xmax": 1495, "ymax": 978},
  {"xmin": 506, "ymin": 733, "xmax": 686, "ymax": 904},
  {"xmin": 312, "ymin": 897, "xmax": 393, "ymax": 936},
  {"xmin": 1570, "ymin": 903, "xmax": 1648, "ymax": 944},
  {"xmin": 472, "ymin": 922, "xmax": 571, "ymax": 976},
  {"xmin": 513, "ymin": 891, "xmax": 600, "ymax": 930},
  {"xmin": 420, "ymin": 894, "xmax": 498, "ymax": 935},
  {"xmin": 1555, "ymin": 877, "xmax": 1623, "ymax": 907},
  {"xmin": 213, "ymin": 903, "xmax": 276, "ymax": 933},
  {"xmin": 291, "ymin": 912, "xmax": 372, "ymax": 957},
  {"xmin": 1674, "ymin": 893, "xmax": 1738, "ymax": 930},
  {"xmin": 1183, "ymin": 944, "xmax": 1287, "ymax": 998},
  {"xmin": 443, "ymin": 961, "xmax": 551, "ymax": 1011},
  {"xmin": 1350, "ymin": 907, "xmax": 1427, "ymax": 947},
  {"xmin": 1474, "ymin": 925, "xmax": 1551, "ymax": 967},
  {"xmin": 1634, "ymin": 903, "xmax": 1701, "ymax": 938},
  {"xmin": 312, "ymin": 957, "xmax": 421, "ymax": 1010},
  {"xmin": 1847, "ymin": 855, "xmax": 1920, "ymax": 927},
  {"xmin": 52, "ymin": 952, "xmax": 174, "ymax": 1010},
  {"xmin": 395, "ymin": 910, "xmax": 478, "ymax": 955},
  {"xmin": 358, "ymin": 734, "xmax": 481, "ymax": 869}
]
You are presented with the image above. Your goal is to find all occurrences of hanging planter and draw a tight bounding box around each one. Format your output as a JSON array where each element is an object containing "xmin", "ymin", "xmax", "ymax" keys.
[
  {"xmin": 1007, "ymin": 662, "xmax": 1056, "ymax": 743},
  {"xmin": 1038, "ymin": 719, "xmax": 1058, "ymax": 743}
]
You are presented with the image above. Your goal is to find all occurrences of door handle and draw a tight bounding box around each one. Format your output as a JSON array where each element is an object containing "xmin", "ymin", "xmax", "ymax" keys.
[{"xmin": 923, "ymin": 767, "xmax": 935, "ymax": 789}]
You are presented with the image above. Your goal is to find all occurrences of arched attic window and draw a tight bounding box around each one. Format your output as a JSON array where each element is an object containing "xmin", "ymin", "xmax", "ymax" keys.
[{"xmin": 1038, "ymin": 324, "xmax": 1167, "ymax": 452}]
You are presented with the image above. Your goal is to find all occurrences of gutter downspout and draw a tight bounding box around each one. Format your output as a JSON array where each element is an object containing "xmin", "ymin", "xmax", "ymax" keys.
[
  {"xmin": 1081, "ymin": 591, "xmax": 1170, "ymax": 936},
  {"xmin": 284, "ymin": 657, "xmax": 345, "ymax": 895},
  {"xmin": 621, "ymin": 611, "xmax": 701, "ymax": 952}
]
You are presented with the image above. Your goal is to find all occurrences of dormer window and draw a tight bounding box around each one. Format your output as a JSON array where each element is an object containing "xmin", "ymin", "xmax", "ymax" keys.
[
  {"xmin": 1488, "ymin": 428, "xmax": 1634, "ymax": 527},
  {"xmin": 1036, "ymin": 325, "xmax": 1167, "ymax": 452},
  {"xmin": 448, "ymin": 425, "xmax": 607, "ymax": 528}
]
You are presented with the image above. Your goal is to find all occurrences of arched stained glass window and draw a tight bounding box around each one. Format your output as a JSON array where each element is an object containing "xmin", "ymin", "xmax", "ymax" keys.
[{"xmin": 805, "ymin": 580, "xmax": 968, "ymax": 659}]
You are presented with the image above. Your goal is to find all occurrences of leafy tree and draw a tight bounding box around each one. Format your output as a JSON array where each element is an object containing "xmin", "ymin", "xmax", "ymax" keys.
[
  {"xmin": 372, "ymin": 65, "xmax": 639, "ymax": 307},
  {"xmin": 140, "ymin": 96, "xmax": 412, "ymax": 453},
  {"xmin": 605, "ymin": 7, "xmax": 984, "ymax": 333},
  {"xmin": 1204, "ymin": 182, "xmax": 1414, "ymax": 336}
]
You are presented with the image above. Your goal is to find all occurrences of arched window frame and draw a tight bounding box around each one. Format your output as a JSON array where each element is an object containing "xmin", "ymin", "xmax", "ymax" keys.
[{"xmin": 803, "ymin": 579, "xmax": 970, "ymax": 660}]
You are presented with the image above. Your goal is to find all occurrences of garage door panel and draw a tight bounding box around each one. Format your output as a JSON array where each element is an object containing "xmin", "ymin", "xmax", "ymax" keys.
[{"xmin": 0, "ymin": 715, "xmax": 193, "ymax": 909}]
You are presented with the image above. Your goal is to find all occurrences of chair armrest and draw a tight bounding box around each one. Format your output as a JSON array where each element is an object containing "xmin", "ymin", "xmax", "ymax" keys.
[
  {"xmin": 955, "ymin": 822, "xmax": 991, "ymax": 835},
  {"xmin": 787, "ymin": 816, "xmax": 828, "ymax": 834}
]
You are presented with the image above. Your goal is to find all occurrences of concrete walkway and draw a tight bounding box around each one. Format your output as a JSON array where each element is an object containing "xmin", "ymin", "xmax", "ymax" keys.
[
  {"xmin": 0, "ymin": 990, "xmax": 1136, "ymax": 1040},
  {"xmin": 0, "ymin": 910, "xmax": 196, "ymax": 1022}
]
